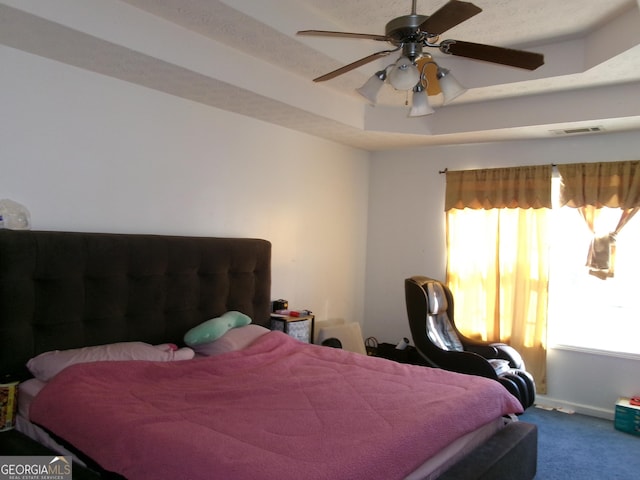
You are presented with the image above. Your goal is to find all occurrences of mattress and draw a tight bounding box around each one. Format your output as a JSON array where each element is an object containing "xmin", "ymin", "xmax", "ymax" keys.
[
  {"xmin": 16, "ymin": 378, "xmax": 84, "ymax": 464},
  {"xmin": 407, "ymin": 417, "xmax": 507, "ymax": 479},
  {"xmin": 18, "ymin": 376, "xmax": 507, "ymax": 479},
  {"xmin": 29, "ymin": 332, "xmax": 522, "ymax": 479}
]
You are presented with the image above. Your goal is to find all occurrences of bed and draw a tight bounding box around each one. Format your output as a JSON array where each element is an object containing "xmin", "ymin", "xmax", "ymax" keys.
[{"xmin": 0, "ymin": 230, "xmax": 537, "ymax": 479}]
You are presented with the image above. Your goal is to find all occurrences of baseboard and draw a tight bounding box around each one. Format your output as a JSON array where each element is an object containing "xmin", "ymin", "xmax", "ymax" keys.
[{"xmin": 534, "ymin": 394, "xmax": 615, "ymax": 420}]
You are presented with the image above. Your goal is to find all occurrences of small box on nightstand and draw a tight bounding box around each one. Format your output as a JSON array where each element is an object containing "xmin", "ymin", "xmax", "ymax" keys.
[
  {"xmin": 614, "ymin": 397, "xmax": 640, "ymax": 436},
  {"xmin": 270, "ymin": 314, "xmax": 315, "ymax": 343}
]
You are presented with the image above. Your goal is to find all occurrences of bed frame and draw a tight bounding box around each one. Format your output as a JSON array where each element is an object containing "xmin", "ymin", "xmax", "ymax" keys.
[{"xmin": 0, "ymin": 230, "xmax": 536, "ymax": 479}]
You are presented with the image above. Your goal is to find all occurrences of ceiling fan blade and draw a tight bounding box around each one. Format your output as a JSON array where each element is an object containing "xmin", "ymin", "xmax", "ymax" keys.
[
  {"xmin": 419, "ymin": 0, "xmax": 482, "ymax": 35},
  {"xmin": 297, "ymin": 30, "xmax": 389, "ymax": 42},
  {"xmin": 313, "ymin": 50, "xmax": 394, "ymax": 82},
  {"xmin": 440, "ymin": 40, "xmax": 544, "ymax": 70}
]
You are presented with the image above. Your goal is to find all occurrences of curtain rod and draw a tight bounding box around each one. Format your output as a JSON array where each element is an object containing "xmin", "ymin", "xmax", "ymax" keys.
[{"xmin": 439, "ymin": 164, "xmax": 558, "ymax": 174}]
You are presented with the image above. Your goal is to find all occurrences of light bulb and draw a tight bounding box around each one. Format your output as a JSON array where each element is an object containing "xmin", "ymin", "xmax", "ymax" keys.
[
  {"xmin": 356, "ymin": 70, "xmax": 387, "ymax": 104},
  {"xmin": 437, "ymin": 68, "xmax": 467, "ymax": 104},
  {"xmin": 408, "ymin": 85, "xmax": 435, "ymax": 117},
  {"xmin": 388, "ymin": 57, "xmax": 420, "ymax": 91}
]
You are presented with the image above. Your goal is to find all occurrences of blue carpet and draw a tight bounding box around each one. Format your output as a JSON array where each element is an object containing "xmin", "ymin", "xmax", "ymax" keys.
[{"xmin": 519, "ymin": 407, "xmax": 639, "ymax": 479}]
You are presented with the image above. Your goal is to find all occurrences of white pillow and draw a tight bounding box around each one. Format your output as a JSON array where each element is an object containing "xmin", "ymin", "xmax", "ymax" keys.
[
  {"xmin": 27, "ymin": 342, "xmax": 195, "ymax": 381},
  {"xmin": 193, "ymin": 325, "xmax": 270, "ymax": 356}
]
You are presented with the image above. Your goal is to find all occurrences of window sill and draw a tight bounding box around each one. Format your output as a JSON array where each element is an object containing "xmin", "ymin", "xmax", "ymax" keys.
[{"xmin": 550, "ymin": 343, "xmax": 640, "ymax": 361}]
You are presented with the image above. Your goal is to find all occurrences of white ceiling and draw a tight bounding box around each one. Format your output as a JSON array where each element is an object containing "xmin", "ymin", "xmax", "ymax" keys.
[{"xmin": 2, "ymin": 0, "xmax": 640, "ymax": 150}]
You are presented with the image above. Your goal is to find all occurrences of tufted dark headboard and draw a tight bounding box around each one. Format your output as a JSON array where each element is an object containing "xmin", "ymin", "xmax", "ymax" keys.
[{"xmin": 0, "ymin": 230, "xmax": 271, "ymax": 379}]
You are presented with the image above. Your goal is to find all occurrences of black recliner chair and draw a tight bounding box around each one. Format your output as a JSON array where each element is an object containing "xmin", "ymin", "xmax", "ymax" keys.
[{"xmin": 405, "ymin": 275, "xmax": 535, "ymax": 410}]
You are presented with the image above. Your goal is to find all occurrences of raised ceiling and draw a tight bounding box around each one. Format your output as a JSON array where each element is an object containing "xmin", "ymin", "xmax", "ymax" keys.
[{"xmin": 2, "ymin": 0, "xmax": 640, "ymax": 150}]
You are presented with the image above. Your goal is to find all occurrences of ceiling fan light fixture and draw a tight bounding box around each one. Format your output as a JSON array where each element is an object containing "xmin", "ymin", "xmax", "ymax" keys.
[
  {"xmin": 388, "ymin": 57, "xmax": 421, "ymax": 91},
  {"xmin": 437, "ymin": 67, "xmax": 467, "ymax": 104},
  {"xmin": 301, "ymin": 0, "xmax": 545, "ymax": 118},
  {"xmin": 356, "ymin": 69, "xmax": 387, "ymax": 104},
  {"xmin": 409, "ymin": 83, "xmax": 435, "ymax": 117}
]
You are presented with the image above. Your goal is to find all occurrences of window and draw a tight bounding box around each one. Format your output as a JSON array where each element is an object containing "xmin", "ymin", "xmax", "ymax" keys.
[
  {"xmin": 444, "ymin": 162, "xmax": 640, "ymax": 392},
  {"xmin": 547, "ymin": 177, "xmax": 640, "ymax": 356}
]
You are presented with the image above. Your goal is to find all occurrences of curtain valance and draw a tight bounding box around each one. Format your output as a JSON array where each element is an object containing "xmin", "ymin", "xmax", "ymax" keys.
[
  {"xmin": 445, "ymin": 165, "xmax": 552, "ymax": 211},
  {"xmin": 558, "ymin": 160, "xmax": 640, "ymax": 208}
]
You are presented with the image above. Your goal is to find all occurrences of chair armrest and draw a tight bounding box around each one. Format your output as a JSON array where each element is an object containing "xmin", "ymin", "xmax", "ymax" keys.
[
  {"xmin": 491, "ymin": 344, "xmax": 525, "ymax": 369},
  {"xmin": 465, "ymin": 344, "xmax": 499, "ymax": 358},
  {"xmin": 434, "ymin": 350, "xmax": 498, "ymax": 380}
]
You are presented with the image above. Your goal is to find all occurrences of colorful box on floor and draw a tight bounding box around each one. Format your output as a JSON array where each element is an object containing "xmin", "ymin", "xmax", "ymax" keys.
[{"xmin": 614, "ymin": 398, "xmax": 640, "ymax": 436}]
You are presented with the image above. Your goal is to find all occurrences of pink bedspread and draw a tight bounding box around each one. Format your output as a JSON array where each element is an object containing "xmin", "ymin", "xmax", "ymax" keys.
[{"xmin": 30, "ymin": 332, "xmax": 522, "ymax": 480}]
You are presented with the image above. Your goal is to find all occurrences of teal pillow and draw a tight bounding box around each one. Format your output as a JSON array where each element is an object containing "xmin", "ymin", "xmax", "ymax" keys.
[{"xmin": 184, "ymin": 311, "xmax": 252, "ymax": 346}]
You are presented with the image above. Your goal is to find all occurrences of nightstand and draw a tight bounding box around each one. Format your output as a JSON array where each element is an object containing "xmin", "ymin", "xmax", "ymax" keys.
[{"xmin": 270, "ymin": 314, "xmax": 315, "ymax": 343}]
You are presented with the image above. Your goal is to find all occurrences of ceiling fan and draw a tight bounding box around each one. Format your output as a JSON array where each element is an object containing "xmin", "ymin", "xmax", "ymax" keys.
[{"xmin": 297, "ymin": 0, "xmax": 544, "ymax": 116}]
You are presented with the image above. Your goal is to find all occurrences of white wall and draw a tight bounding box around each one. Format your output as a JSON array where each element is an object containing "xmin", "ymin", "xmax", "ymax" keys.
[
  {"xmin": 0, "ymin": 45, "xmax": 370, "ymax": 327},
  {"xmin": 366, "ymin": 133, "xmax": 640, "ymax": 418}
]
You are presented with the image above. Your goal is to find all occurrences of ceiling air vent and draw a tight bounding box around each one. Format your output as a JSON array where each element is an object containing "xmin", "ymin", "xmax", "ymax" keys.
[{"xmin": 550, "ymin": 126, "xmax": 605, "ymax": 135}]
